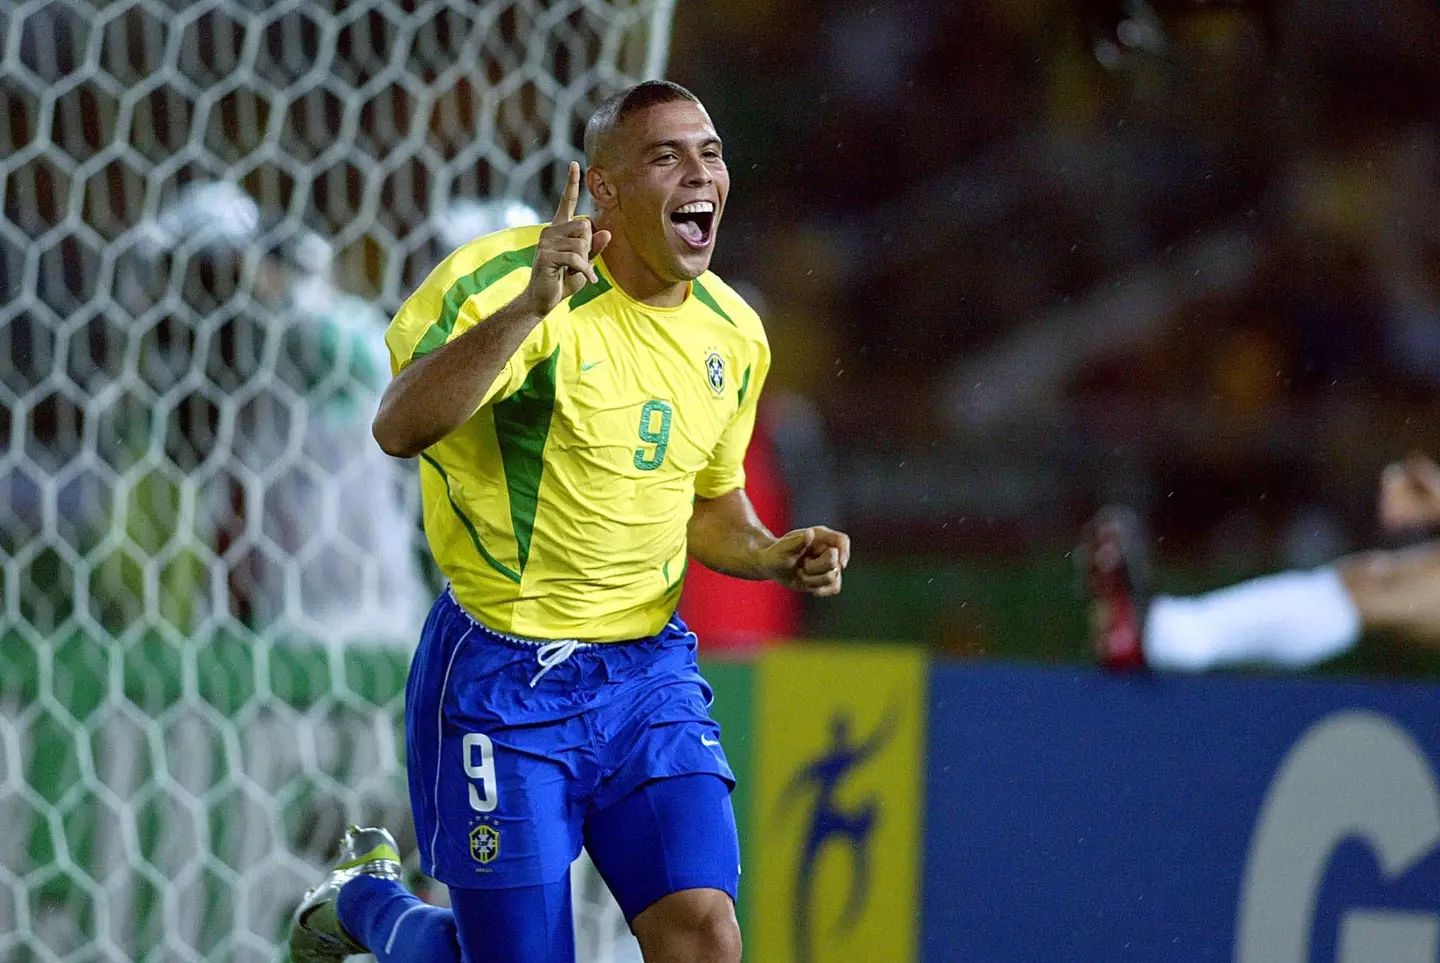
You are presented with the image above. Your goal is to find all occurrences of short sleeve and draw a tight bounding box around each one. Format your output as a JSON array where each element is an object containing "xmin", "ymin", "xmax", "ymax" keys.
[
  {"xmin": 384, "ymin": 228, "xmax": 540, "ymax": 376},
  {"xmin": 694, "ymin": 341, "xmax": 770, "ymax": 499}
]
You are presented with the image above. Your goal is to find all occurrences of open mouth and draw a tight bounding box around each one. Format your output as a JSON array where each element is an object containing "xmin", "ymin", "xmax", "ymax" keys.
[{"xmin": 669, "ymin": 201, "xmax": 716, "ymax": 249}]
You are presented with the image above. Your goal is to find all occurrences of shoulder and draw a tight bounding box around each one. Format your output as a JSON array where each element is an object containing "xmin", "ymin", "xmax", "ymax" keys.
[
  {"xmin": 419, "ymin": 223, "xmax": 546, "ymax": 297},
  {"xmin": 693, "ymin": 272, "xmax": 768, "ymax": 350},
  {"xmin": 389, "ymin": 223, "xmax": 546, "ymax": 355}
]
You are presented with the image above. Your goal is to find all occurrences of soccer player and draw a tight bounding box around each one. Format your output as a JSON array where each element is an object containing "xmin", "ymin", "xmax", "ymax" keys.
[
  {"xmin": 290, "ymin": 80, "xmax": 850, "ymax": 963},
  {"xmin": 1084, "ymin": 453, "xmax": 1440, "ymax": 671}
]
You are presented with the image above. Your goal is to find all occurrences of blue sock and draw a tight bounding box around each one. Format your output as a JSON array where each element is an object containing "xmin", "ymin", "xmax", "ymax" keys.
[{"xmin": 336, "ymin": 875, "xmax": 461, "ymax": 963}]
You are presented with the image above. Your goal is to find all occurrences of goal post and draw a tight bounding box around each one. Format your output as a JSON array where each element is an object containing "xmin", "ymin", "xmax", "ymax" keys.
[{"xmin": 1, "ymin": 3, "xmax": 674, "ymax": 961}]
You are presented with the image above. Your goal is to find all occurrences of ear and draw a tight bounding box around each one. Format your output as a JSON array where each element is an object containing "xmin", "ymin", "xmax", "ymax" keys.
[{"xmin": 587, "ymin": 166, "xmax": 618, "ymax": 211}]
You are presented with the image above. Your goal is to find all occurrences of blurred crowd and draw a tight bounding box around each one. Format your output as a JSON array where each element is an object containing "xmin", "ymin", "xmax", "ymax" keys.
[
  {"xmin": 8, "ymin": 0, "xmax": 1440, "ymax": 651},
  {"xmin": 672, "ymin": 0, "xmax": 1440, "ymax": 573}
]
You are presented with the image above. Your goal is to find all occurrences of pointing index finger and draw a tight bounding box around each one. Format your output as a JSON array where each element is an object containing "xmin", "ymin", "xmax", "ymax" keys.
[{"xmin": 554, "ymin": 161, "xmax": 581, "ymax": 224}]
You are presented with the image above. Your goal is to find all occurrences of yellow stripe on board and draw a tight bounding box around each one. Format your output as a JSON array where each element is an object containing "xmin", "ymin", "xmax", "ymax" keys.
[{"xmin": 752, "ymin": 644, "xmax": 926, "ymax": 963}]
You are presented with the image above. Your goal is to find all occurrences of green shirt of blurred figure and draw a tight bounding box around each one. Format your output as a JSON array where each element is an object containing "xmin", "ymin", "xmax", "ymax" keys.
[{"xmin": 114, "ymin": 182, "xmax": 426, "ymax": 646}]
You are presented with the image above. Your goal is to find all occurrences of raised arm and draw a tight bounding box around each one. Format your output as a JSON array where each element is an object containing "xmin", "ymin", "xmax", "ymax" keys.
[
  {"xmin": 373, "ymin": 297, "xmax": 542, "ymax": 458},
  {"xmin": 372, "ymin": 163, "xmax": 610, "ymax": 458},
  {"xmin": 687, "ymin": 488, "xmax": 850, "ymax": 597}
]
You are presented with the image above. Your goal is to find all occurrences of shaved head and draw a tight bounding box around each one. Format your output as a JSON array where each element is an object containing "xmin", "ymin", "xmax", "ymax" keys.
[
  {"xmin": 582, "ymin": 81, "xmax": 727, "ymax": 301},
  {"xmin": 583, "ymin": 80, "xmax": 703, "ymax": 169}
]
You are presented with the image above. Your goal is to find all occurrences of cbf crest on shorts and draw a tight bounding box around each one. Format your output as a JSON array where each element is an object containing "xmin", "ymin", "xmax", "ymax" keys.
[
  {"xmin": 705, "ymin": 351, "xmax": 725, "ymax": 395},
  {"xmin": 470, "ymin": 823, "xmax": 500, "ymax": 864}
]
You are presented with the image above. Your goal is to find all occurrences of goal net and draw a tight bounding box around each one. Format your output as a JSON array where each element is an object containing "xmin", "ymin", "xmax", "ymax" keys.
[{"xmin": 0, "ymin": 2, "xmax": 674, "ymax": 961}]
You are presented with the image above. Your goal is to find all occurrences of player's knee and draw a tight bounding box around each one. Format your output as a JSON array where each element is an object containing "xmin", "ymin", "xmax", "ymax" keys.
[
  {"xmin": 636, "ymin": 891, "xmax": 741, "ymax": 963},
  {"xmin": 653, "ymin": 912, "xmax": 740, "ymax": 963},
  {"xmin": 694, "ymin": 911, "xmax": 742, "ymax": 963}
]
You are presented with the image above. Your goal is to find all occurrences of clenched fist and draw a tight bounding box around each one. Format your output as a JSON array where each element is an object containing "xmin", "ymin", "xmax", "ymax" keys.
[
  {"xmin": 1380, "ymin": 453, "xmax": 1440, "ymax": 532},
  {"xmin": 760, "ymin": 526, "xmax": 851, "ymax": 598}
]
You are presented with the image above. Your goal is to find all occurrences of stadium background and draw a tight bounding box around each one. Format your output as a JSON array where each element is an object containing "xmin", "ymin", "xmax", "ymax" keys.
[{"xmin": 5, "ymin": 0, "xmax": 1440, "ymax": 961}]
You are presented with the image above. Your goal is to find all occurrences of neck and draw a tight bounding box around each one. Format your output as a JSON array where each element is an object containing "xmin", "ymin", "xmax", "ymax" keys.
[{"xmin": 594, "ymin": 218, "xmax": 690, "ymax": 308}]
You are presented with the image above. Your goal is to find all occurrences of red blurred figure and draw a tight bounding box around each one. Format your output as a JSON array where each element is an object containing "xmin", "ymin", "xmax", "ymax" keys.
[{"xmin": 680, "ymin": 405, "xmax": 802, "ymax": 654}]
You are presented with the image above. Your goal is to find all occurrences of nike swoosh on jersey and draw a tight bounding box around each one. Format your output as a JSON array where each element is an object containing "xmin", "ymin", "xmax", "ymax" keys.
[
  {"xmin": 580, "ymin": 360, "xmax": 605, "ymax": 372},
  {"xmin": 701, "ymin": 734, "xmax": 721, "ymax": 747}
]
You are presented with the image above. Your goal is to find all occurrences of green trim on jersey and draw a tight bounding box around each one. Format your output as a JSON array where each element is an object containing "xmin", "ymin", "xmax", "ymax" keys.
[
  {"xmin": 568, "ymin": 273, "xmax": 612, "ymax": 311},
  {"xmin": 493, "ymin": 346, "xmax": 562, "ymax": 574},
  {"xmin": 393, "ymin": 223, "xmax": 770, "ymax": 640},
  {"xmin": 737, "ymin": 364, "xmax": 752, "ymax": 407},
  {"xmin": 419, "ymin": 453, "xmax": 522, "ymax": 584},
  {"xmin": 691, "ymin": 278, "xmax": 735, "ymax": 326},
  {"xmin": 664, "ymin": 558, "xmax": 689, "ymax": 594},
  {"xmin": 412, "ymin": 245, "xmax": 539, "ymax": 360}
]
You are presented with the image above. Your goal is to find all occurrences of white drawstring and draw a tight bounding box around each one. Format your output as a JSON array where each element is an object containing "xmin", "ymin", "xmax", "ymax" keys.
[{"xmin": 529, "ymin": 638, "xmax": 581, "ymax": 687}]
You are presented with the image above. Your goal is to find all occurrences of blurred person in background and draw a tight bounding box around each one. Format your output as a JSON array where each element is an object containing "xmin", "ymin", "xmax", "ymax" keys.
[
  {"xmin": 126, "ymin": 181, "xmax": 428, "ymax": 646},
  {"xmin": 677, "ymin": 379, "xmax": 802, "ymax": 653},
  {"xmin": 1083, "ymin": 453, "xmax": 1440, "ymax": 671},
  {"xmin": 678, "ymin": 282, "xmax": 840, "ymax": 653}
]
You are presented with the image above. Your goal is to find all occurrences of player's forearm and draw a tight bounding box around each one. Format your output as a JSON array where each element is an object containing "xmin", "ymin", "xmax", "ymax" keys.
[
  {"xmin": 373, "ymin": 298, "xmax": 544, "ymax": 458},
  {"xmin": 687, "ymin": 489, "xmax": 777, "ymax": 580}
]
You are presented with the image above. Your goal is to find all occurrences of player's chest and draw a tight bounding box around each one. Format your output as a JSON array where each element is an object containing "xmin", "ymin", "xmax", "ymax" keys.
[{"xmin": 552, "ymin": 323, "xmax": 745, "ymax": 473}]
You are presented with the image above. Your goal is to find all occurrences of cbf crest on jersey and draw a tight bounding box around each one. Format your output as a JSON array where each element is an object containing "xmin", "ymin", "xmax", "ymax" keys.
[
  {"xmin": 705, "ymin": 351, "xmax": 725, "ymax": 395},
  {"xmin": 470, "ymin": 823, "xmax": 500, "ymax": 864}
]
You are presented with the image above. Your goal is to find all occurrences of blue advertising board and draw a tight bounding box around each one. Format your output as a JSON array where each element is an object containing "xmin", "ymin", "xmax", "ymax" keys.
[{"xmin": 924, "ymin": 663, "xmax": 1440, "ymax": 963}]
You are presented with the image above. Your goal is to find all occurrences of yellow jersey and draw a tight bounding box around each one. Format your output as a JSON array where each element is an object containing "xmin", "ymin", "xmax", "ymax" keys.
[{"xmin": 385, "ymin": 224, "xmax": 770, "ymax": 642}]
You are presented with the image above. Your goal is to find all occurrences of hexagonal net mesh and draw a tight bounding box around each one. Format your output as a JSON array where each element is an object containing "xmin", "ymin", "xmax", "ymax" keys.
[{"xmin": 0, "ymin": 2, "xmax": 674, "ymax": 961}]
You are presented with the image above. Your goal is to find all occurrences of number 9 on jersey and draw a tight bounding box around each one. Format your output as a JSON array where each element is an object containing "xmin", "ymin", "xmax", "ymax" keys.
[{"xmin": 463, "ymin": 732, "xmax": 498, "ymax": 813}]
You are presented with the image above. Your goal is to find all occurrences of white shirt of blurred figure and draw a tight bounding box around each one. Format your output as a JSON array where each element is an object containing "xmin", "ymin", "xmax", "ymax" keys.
[{"xmin": 250, "ymin": 270, "xmax": 429, "ymax": 649}]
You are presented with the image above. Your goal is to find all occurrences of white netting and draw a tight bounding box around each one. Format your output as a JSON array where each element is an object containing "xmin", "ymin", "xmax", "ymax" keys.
[{"xmin": 0, "ymin": 1, "xmax": 673, "ymax": 960}]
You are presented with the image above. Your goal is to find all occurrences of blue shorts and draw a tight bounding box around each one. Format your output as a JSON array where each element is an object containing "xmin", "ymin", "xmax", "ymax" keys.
[{"xmin": 406, "ymin": 588, "xmax": 737, "ymax": 890}]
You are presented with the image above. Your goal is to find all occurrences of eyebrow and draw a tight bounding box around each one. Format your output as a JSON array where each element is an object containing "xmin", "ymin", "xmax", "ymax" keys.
[{"xmin": 643, "ymin": 136, "xmax": 724, "ymax": 154}]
